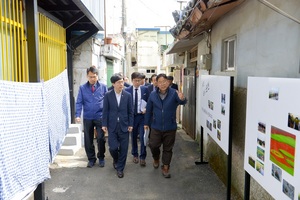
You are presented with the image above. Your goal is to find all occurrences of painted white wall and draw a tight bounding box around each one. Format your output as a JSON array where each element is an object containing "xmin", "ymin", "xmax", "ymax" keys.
[
  {"xmin": 210, "ymin": 0, "xmax": 300, "ymax": 88},
  {"xmin": 137, "ymin": 41, "xmax": 159, "ymax": 67}
]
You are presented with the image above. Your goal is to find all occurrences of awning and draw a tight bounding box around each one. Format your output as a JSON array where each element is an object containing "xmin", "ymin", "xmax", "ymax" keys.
[
  {"xmin": 167, "ymin": 34, "xmax": 205, "ymax": 54},
  {"xmin": 38, "ymin": 0, "xmax": 103, "ymax": 32}
]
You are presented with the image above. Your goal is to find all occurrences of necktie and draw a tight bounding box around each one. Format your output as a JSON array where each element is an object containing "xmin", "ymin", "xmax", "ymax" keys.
[
  {"xmin": 134, "ymin": 88, "xmax": 138, "ymax": 115},
  {"xmin": 92, "ymin": 85, "xmax": 95, "ymax": 93}
]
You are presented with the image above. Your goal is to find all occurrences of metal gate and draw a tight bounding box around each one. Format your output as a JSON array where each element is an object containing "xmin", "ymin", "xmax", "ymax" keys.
[{"xmin": 182, "ymin": 67, "xmax": 196, "ymax": 139}]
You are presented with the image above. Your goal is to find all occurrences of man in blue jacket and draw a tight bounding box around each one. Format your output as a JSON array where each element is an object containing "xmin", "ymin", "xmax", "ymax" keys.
[
  {"xmin": 144, "ymin": 73, "xmax": 187, "ymax": 178},
  {"xmin": 75, "ymin": 66, "xmax": 108, "ymax": 168}
]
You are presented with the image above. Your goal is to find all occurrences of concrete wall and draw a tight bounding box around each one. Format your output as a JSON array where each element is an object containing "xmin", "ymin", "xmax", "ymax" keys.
[
  {"xmin": 211, "ymin": 0, "xmax": 300, "ymax": 87},
  {"xmin": 73, "ymin": 39, "xmax": 94, "ymax": 100},
  {"xmin": 197, "ymin": 0, "xmax": 300, "ymax": 199}
]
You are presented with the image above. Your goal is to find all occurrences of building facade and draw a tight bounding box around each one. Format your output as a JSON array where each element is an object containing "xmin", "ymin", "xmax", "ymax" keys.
[{"xmin": 167, "ymin": 0, "xmax": 300, "ymax": 199}]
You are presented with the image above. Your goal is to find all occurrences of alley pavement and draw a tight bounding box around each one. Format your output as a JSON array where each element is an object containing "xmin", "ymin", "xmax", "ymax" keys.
[{"xmin": 45, "ymin": 127, "xmax": 241, "ymax": 200}]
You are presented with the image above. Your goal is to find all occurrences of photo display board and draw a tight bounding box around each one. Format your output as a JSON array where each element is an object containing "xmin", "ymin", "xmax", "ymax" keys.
[
  {"xmin": 200, "ymin": 75, "xmax": 231, "ymax": 154},
  {"xmin": 244, "ymin": 77, "xmax": 300, "ymax": 200}
]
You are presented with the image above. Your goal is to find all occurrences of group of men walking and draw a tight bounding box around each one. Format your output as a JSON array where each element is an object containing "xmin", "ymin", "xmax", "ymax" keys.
[{"xmin": 75, "ymin": 66, "xmax": 186, "ymax": 178}]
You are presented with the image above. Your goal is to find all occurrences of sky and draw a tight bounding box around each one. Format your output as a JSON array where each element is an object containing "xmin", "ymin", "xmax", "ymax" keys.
[{"xmin": 105, "ymin": 0, "xmax": 183, "ymax": 34}]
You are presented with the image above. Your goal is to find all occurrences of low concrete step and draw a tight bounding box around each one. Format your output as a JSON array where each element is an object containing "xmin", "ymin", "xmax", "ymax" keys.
[
  {"xmin": 67, "ymin": 124, "xmax": 81, "ymax": 134},
  {"xmin": 58, "ymin": 124, "xmax": 82, "ymax": 156},
  {"xmin": 58, "ymin": 145, "xmax": 81, "ymax": 156},
  {"xmin": 63, "ymin": 133, "xmax": 81, "ymax": 146}
]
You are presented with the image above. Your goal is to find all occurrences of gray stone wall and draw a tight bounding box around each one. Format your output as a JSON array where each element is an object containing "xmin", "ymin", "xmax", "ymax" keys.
[{"xmin": 207, "ymin": 87, "xmax": 274, "ymax": 199}]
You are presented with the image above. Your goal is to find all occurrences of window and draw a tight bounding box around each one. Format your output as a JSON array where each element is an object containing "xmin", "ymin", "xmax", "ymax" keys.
[
  {"xmin": 222, "ymin": 35, "xmax": 236, "ymax": 71},
  {"xmin": 190, "ymin": 46, "xmax": 198, "ymax": 63},
  {"xmin": 146, "ymin": 69, "xmax": 156, "ymax": 73}
]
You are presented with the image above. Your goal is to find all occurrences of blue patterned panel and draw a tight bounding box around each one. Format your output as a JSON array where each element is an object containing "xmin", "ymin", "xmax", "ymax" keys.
[
  {"xmin": 0, "ymin": 81, "xmax": 50, "ymax": 200},
  {"xmin": 44, "ymin": 70, "xmax": 71, "ymax": 162}
]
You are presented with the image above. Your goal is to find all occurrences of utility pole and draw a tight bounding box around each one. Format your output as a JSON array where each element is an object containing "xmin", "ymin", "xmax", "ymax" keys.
[
  {"xmin": 104, "ymin": 0, "xmax": 106, "ymax": 38},
  {"xmin": 121, "ymin": 0, "xmax": 129, "ymax": 76},
  {"xmin": 177, "ymin": 0, "xmax": 187, "ymax": 10},
  {"xmin": 121, "ymin": 0, "xmax": 126, "ymax": 35}
]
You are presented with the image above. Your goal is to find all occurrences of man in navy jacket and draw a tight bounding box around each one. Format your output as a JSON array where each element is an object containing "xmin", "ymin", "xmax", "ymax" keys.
[
  {"xmin": 144, "ymin": 73, "xmax": 187, "ymax": 178},
  {"xmin": 75, "ymin": 66, "xmax": 108, "ymax": 168},
  {"xmin": 102, "ymin": 73, "xmax": 133, "ymax": 178}
]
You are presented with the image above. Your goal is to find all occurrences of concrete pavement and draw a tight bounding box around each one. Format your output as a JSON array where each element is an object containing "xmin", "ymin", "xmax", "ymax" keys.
[{"xmin": 45, "ymin": 127, "xmax": 242, "ymax": 200}]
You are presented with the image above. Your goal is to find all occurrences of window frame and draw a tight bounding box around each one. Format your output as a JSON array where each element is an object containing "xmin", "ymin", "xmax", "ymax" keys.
[{"xmin": 222, "ymin": 35, "xmax": 236, "ymax": 71}]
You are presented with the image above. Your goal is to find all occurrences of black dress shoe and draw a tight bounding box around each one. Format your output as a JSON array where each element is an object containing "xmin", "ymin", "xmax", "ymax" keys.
[
  {"xmin": 87, "ymin": 161, "xmax": 95, "ymax": 168},
  {"xmin": 117, "ymin": 171, "xmax": 124, "ymax": 178},
  {"xmin": 113, "ymin": 162, "xmax": 117, "ymax": 169}
]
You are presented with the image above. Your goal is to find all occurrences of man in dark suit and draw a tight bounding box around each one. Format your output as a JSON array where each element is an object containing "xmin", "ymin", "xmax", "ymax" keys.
[
  {"xmin": 140, "ymin": 73, "xmax": 151, "ymax": 86},
  {"xmin": 107, "ymin": 73, "xmax": 130, "ymax": 91},
  {"xmin": 147, "ymin": 74, "xmax": 157, "ymax": 94},
  {"xmin": 123, "ymin": 76, "xmax": 131, "ymax": 87},
  {"xmin": 102, "ymin": 73, "xmax": 133, "ymax": 178},
  {"xmin": 167, "ymin": 75, "xmax": 179, "ymax": 90},
  {"xmin": 125, "ymin": 72, "xmax": 149, "ymax": 166}
]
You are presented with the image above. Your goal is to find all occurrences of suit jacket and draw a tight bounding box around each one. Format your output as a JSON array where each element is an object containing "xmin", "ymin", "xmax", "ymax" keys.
[
  {"xmin": 125, "ymin": 85, "xmax": 149, "ymax": 113},
  {"xmin": 102, "ymin": 89, "xmax": 133, "ymax": 133},
  {"xmin": 147, "ymin": 84, "xmax": 157, "ymax": 94},
  {"xmin": 170, "ymin": 83, "xmax": 178, "ymax": 90}
]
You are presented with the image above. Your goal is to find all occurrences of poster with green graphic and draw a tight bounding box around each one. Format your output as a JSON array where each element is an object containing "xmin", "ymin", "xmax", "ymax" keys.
[{"xmin": 244, "ymin": 77, "xmax": 300, "ymax": 200}]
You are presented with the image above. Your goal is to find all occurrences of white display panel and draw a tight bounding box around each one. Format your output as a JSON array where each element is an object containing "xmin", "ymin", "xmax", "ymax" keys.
[
  {"xmin": 244, "ymin": 77, "xmax": 300, "ymax": 200},
  {"xmin": 200, "ymin": 75, "xmax": 232, "ymax": 154}
]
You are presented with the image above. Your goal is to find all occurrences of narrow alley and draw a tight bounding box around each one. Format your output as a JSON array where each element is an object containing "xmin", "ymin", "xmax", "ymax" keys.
[{"xmin": 45, "ymin": 127, "xmax": 241, "ymax": 200}]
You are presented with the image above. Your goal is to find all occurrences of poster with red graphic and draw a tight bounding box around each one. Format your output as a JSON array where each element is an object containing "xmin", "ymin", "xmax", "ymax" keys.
[
  {"xmin": 200, "ymin": 75, "xmax": 232, "ymax": 154},
  {"xmin": 244, "ymin": 77, "xmax": 300, "ymax": 200}
]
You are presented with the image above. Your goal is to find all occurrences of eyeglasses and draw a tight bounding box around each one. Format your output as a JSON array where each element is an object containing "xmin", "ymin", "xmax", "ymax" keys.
[
  {"xmin": 157, "ymin": 80, "xmax": 168, "ymax": 85},
  {"xmin": 114, "ymin": 80, "xmax": 124, "ymax": 85},
  {"xmin": 132, "ymin": 79, "xmax": 141, "ymax": 82},
  {"xmin": 88, "ymin": 75, "xmax": 97, "ymax": 79}
]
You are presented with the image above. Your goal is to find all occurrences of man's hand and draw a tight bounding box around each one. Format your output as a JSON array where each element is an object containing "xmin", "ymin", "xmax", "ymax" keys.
[
  {"xmin": 177, "ymin": 91, "xmax": 185, "ymax": 101},
  {"xmin": 75, "ymin": 117, "xmax": 81, "ymax": 123},
  {"xmin": 102, "ymin": 126, "xmax": 108, "ymax": 133},
  {"xmin": 144, "ymin": 125, "xmax": 149, "ymax": 130},
  {"xmin": 128, "ymin": 126, "xmax": 133, "ymax": 132}
]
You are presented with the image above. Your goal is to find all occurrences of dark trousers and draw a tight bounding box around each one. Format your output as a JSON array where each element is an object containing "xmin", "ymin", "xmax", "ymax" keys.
[
  {"xmin": 149, "ymin": 128, "xmax": 176, "ymax": 166},
  {"xmin": 131, "ymin": 114, "xmax": 147, "ymax": 159},
  {"xmin": 83, "ymin": 119, "xmax": 106, "ymax": 162},
  {"xmin": 108, "ymin": 123, "xmax": 129, "ymax": 172}
]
